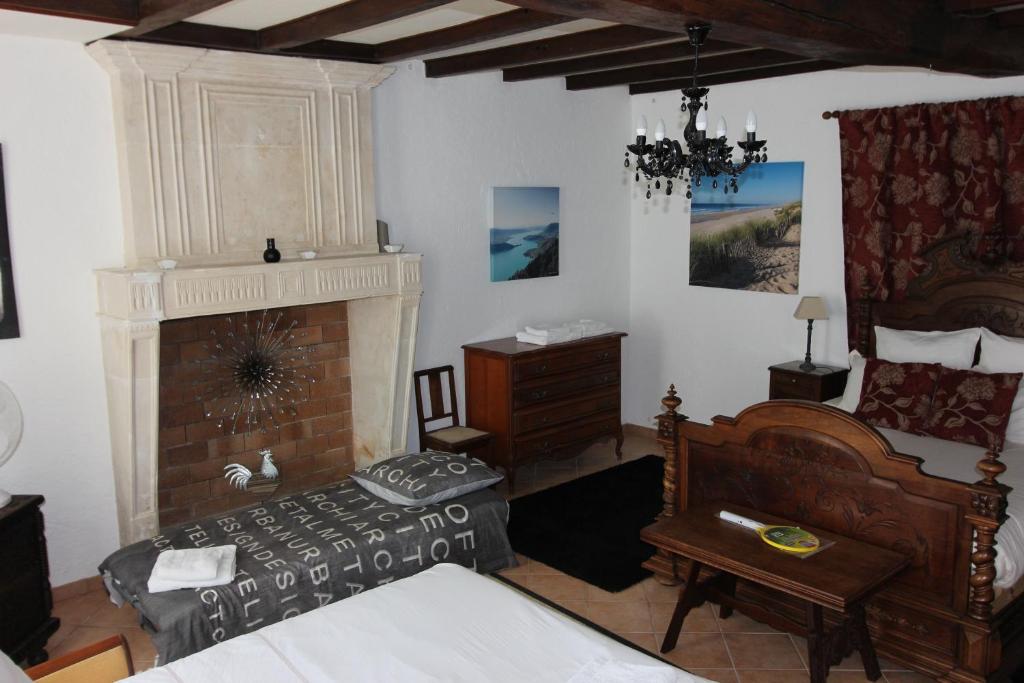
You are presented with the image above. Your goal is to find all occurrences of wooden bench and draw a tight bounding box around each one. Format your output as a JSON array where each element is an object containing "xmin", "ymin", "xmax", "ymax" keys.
[{"xmin": 641, "ymin": 502, "xmax": 910, "ymax": 683}]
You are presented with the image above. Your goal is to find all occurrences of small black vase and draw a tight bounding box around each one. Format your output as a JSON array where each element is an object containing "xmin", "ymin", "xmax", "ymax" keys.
[{"xmin": 263, "ymin": 238, "xmax": 281, "ymax": 263}]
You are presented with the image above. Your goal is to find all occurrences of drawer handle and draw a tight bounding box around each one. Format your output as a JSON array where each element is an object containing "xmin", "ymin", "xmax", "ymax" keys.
[
  {"xmin": 789, "ymin": 378, "xmax": 797, "ymax": 384},
  {"xmin": 539, "ymin": 416, "xmax": 550, "ymax": 424},
  {"xmin": 530, "ymin": 390, "xmax": 548, "ymax": 400},
  {"xmin": 538, "ymin": 364, "xmax": 547, "ymax": 372},
  {"xmin": 598, "ymin": 351, "xmax": 611, "ymax": 360}
]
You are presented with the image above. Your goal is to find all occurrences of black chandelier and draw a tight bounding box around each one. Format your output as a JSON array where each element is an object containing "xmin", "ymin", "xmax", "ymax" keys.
[{"xmin": 625, "ymin": 25, "xmax": 768, "ymax": 199}]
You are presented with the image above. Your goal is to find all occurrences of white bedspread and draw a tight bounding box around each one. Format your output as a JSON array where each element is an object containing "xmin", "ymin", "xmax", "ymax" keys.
[
  {"xmin": 123, "ymin": 563, "xmax": 704, "ymax": 683},
  {"xmin": 822, "ymin": 397, "xmax": 1024, "ymax": 589}
]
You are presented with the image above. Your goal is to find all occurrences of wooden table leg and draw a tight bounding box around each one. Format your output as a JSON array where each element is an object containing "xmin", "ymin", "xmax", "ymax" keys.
[
  {"xmin": 805, "ymin": 603, "xmax": 827, "ymax": 683},
  {"xmin": 660, "ymin": 559, "xmax": 703, "ymax": 654},
  {"xmin": 718, "ymin": 573, "xmax": 737, "ymax": 619},
  {"xmin": 850, "ymin": 604, "xmax": 882, "ymax": 681}
]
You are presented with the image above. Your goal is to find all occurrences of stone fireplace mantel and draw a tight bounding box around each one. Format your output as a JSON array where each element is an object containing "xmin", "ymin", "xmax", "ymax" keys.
[{"xmin": 97, "ymin": 255, "xmax": 422, "ymax": 545}]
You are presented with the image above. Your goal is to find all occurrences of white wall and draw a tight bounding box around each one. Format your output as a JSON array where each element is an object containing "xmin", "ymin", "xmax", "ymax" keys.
[
  {"xmin": 374, "ymin": 62, "xmax": 632, "ymax": 448},
  {"xmin": 626, "ymin": 67, "xmax": 1024, "ymax": 426},
  {"xmin": 0, "ymin": 35, "xmax": 123, "ymax": 585}
]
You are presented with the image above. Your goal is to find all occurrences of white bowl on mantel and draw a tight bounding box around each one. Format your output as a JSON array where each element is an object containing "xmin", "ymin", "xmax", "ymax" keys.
[
  {"xmin": 383, "ymin": 244, "xmax": 404, "ymax": 253},
  {"xmin": 157, "ymin": 259, "xmax": 177, "ymax": 270},
  {"xmin": 299, "ymin": 250, "xmax": 318, "ymax": 260}
]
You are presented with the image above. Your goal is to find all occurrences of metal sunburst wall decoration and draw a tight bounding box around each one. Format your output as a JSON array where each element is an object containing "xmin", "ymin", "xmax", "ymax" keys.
[{"xmin": 195, "ymin": 309, "xmax": 315, "ymax": 434}]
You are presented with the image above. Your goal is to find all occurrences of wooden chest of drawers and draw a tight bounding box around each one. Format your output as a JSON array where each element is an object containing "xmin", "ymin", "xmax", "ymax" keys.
[
  {"xmin": 0, "ymin": 495, "xmax": 59, "ymax": 666},
  {"xmin": 463, "ymin": 333, "xmax": 626, "ymax": 493}
]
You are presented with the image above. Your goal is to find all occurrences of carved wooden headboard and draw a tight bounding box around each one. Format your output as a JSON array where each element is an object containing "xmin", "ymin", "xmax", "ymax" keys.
[{"xmin": 856, "ymin": 234, "xmax": 1024, "ymax": 356}]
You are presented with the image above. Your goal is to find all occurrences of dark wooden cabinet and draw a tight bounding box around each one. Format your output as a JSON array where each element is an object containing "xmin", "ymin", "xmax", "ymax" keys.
[
  {"xmin": 769, "ymin": 361, "xmax": 849, "ymax": 402},
  {"xmin": 0, "ymin": 495, "xmax": 59, "ymax": 665},
  {"xmin": 463, "ymin": 333, "xmax": 626, "ymax": 493}
]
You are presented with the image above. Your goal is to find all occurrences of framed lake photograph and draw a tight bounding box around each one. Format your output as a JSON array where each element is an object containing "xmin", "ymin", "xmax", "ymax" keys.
[
  {"xmin": 489, "ymin": 187, "xmax": 559, "ymax": 282},
  {"xmin": 688, "ymin": 161, "xmax": 804, "ymax": 294},
  {"xmin": 0, "ymin": 145, "xmax": 19, "ymax": 339}
]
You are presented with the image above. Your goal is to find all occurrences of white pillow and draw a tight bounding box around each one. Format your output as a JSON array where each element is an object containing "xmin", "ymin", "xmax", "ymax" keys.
[
  {"xmin": 874, "ymin": 325, "xmax": 981, "ymax": 370},
  {"xmin": 977, "ymin": 328, "xmax": 1024, "ymax": 444},
  {"xmin": 836, "ymin": 349, "xmax": 867, "ymax": 413}
]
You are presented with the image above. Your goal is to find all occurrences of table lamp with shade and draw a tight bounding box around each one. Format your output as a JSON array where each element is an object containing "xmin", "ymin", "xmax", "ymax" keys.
[{"xmin": 794, "ymin": 296, "xmax": 828, "ymax": 372}]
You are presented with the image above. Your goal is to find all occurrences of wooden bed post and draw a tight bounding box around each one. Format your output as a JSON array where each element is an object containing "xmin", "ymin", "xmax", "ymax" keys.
[
  {"xmin": 967, "ymin": 450, "xmax": 1008, "ymax": 622},
  {"xmin": 656, "ymin": 385, "xmax": 688, "ymax": 518}
]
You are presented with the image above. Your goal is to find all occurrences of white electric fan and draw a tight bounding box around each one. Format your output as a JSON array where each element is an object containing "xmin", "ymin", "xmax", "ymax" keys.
[{"xmin": 0, "ymin": 380, "xmax": 23, "ymax": 508}]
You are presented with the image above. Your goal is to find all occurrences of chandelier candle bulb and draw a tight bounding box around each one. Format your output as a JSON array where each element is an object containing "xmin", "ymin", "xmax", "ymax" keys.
[
  {"xmin": 654, "ymin": 119, "xmax": 666, "ymax": 142},
  {"xmin": 716, "ymin": 117, "xmax": 727, "ymax": 139},
  {"xmin": 636, "ymin": 115, "xmax": 648, "ymax": 137},
  {"xmin": 695, "ymin": 108, "xmax": 708, "ymax": 131},
  {"xmin": 746, "ymin": 110, "xmax": 757, "ymax": 134}
]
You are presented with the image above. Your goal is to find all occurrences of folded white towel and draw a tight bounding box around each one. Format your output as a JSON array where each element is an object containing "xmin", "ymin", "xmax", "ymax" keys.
[
  {"xmin": 148, "ymin": 545, "xmax": 237, "ymax": 593},
  {"xmin": 524, "ymin": 324, "xmax": 558, "ymax": 337},
  {"xmin": 567, "ymin": 657, "xmax": 679, "ymax": 683},
  {"xmin": 516, "ymin": 332, "xmax": 553, "ymax": 345},
  {"xmin": 151, "ymin": 547, "xmax": 221, "ymax": 582}
]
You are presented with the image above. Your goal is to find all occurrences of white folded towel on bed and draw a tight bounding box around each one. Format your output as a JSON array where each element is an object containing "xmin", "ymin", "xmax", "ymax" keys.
[
  {"xmin": 147, "ymin": 546, "xmax": 237, "ymax": 594},
  {"xmin": 568, "ymin": 657, "xmax": 679, "ymax": 683}
]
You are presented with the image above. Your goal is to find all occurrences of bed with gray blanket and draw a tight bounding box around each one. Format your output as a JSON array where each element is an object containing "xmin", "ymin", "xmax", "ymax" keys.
[{"xmin": 100, "ymin": 478, "xmax": 516, "ymax": 663}]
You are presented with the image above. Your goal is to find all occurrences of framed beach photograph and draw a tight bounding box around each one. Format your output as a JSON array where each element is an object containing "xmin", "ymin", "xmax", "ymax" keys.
[
  {"xmin": 688, "ymin": 161, "xmax": 804, "ymax": 294},
  {"xmin": 489, "ymin": 186, "xmax": 559, "ymax": 282},
  {"xmin": 0, "ymin": 146, "xmax": 19, "ymax": 339}
]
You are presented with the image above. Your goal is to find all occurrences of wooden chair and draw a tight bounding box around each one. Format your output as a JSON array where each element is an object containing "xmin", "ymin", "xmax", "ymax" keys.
[
  {"xmin": 25, "ymin": 635, "xmax": 134, "ymax": 683},
  {"xmin": 413, "ymin": 366, "xmax": 493, "ymax": 459}
]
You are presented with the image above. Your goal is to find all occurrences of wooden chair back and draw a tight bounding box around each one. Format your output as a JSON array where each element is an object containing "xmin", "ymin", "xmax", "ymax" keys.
[
  {"xmin": 413, "ymin": 365, "xmax": 460, "ymax": 444},
  {"xmin": 26, "ymin": 635, "xmax": 133, "ymax": 683}
]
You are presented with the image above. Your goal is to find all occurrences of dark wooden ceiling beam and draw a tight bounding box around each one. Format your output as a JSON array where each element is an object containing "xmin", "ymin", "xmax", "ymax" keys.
[
  {"xmin": 376, "ymin": 8, "xmax": 573, "ymax": 61},
  {"xmin": 998, "ymin": 8, "xmax": 1024, "ymax": 24},
  {"xmin": 503, "ymin": 39, "xmax": 751, "ymax": 81},
  {"xmin": 118, "ymin": 0, "xmax": 233, "ymax": 37},
  {"xmin": 499, "ymin": 0, "xmax": 1024, "ymax": 76},
  {"xmin": 132, "ymin": 22, "xmax": 377, "ymax": 62},
  {"xmin": 425, "ymin": 25, "xmax": 676, "ymax": 77},
  {"xmin": 259, "ymin": 0, "xmax": 456, "ymax": 51},
  {"xmin": 628, "ymin": 60, "xmax": 840, "ymax": 95},
  {"xmin": 567, "ymin": 49, "xmax": 809, "ymax": 90},
  {"xmin": 947, "ymin": 0, "xmax": 1024, "ymax": 11},
  {"xmin": 0, "ymin": 0, "xmax": 136, "ymax": 24}
]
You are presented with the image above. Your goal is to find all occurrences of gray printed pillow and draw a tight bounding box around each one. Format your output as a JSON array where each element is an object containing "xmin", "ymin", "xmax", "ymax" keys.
[{"xmin": 349, "ymin": 451, "xmax": 504, "ymax": 505}]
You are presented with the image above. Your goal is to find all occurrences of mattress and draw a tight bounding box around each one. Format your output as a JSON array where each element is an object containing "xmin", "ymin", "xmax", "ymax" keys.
[
  {"xmin": 823, "ymin": 396, "xmax": 1024, "ymax": 589},
  {"xmin": 100, "ymin": 479, "xmax": 516, "ymax": 663},
  {"xmin": 123, "ymin": 563, "xmax": 705, "ymax": 683}
]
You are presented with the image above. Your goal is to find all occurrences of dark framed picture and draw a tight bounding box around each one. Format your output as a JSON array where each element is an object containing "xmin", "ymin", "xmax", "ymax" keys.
[{"xmin": 0, "ymin": 145, "xmax": 19, "ymax": 339}]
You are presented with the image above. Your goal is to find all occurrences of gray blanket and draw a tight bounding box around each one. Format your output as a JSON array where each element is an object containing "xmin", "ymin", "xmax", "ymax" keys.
[{"xmin": 99, "ymin": 479, "xmax": 516, "ymax": 663}]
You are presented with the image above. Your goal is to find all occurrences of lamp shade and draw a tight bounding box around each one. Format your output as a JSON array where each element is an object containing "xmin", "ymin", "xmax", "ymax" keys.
[{"xmin": 794, "ymin": 296, "xmax": 828, "ymax": 321}]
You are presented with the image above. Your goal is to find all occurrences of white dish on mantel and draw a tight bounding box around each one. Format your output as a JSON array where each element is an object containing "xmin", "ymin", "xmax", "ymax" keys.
[
  {"xmin": 157, "ymin": 259, "xmax": 177, "ymax": 270},
  {"xmin": 383, "ymin": 244, "xmax": 404, "ymax": 253},
  {"xmin": 299, "ymin": 250, "xmax": 318, "ymax": 260}
]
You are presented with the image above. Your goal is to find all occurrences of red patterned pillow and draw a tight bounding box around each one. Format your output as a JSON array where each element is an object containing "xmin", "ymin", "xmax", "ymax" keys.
[
  {"xmin": 924, "ymin": 367, "xmax": 1022, "ymax": 449},
  {"xmin": 854, "ymin": 359, "xmax": 940, "ymax": 433}
]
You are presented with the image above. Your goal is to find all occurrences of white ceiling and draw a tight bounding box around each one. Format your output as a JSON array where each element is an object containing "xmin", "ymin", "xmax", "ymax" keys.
[
  {"xmin": 0, "ymin": 9, "xmax": 123, "ymax": 42},
  {"xmin": 0, "ymin": 0, "xmax": 614, "ymax": 61}
]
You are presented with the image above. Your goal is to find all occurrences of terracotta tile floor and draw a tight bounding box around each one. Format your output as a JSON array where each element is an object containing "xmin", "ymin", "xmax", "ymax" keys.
[{"xmin": 46, "ymin": 433, "xmax": 936, "ymax": 682}]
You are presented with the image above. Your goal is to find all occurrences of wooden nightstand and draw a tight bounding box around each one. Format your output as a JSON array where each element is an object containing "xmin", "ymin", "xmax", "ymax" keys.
[{"xmin": 769, "ymin": 361, "xmax": 849, "ymax": 402}]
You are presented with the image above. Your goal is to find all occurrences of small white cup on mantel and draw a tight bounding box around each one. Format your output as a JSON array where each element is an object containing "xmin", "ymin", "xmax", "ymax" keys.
[
  {"xmin": 299, "ymin": 250, "xmax": 318, "ymax": 260},
  {"xmin": 157, "ymin": 259, "xmax": 177, "ymax": 270},
  {"xmin": 383, "ymin": 243, "xmax": 404, "ymax": 253}
]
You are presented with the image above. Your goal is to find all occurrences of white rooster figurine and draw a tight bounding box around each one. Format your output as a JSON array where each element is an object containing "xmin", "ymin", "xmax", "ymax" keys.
[{"xmin": 224, "ymin": 449, "xmax": 279, "ymax": 490}]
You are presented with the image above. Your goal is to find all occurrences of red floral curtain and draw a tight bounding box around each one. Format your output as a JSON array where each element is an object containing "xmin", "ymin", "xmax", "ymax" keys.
[{"xmin": 839, "ymin": 96, "xmax": 1024, "ymax": 348}]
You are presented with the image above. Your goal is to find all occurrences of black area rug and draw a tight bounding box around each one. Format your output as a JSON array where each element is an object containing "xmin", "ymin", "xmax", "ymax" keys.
[{"xmin": 507, "ymin": 454, "xmax": 663, "ymax": 593}]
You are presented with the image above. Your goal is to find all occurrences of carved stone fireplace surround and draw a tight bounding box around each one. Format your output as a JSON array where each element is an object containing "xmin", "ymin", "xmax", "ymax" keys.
[{"xmin": 89, "ymin": 41, "xmax": 421, "ymax": 546}]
